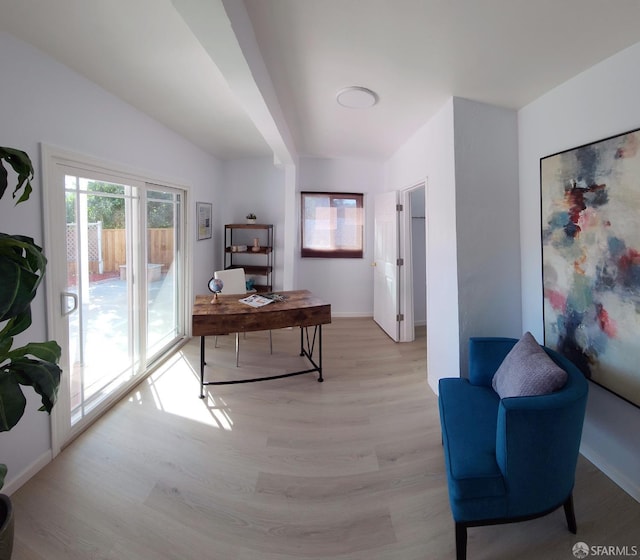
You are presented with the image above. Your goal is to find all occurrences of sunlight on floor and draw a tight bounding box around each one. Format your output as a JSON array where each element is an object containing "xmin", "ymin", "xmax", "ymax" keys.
[{"xmin": 130, "ymin": 350, "xmax": 234, "ymax": 430}]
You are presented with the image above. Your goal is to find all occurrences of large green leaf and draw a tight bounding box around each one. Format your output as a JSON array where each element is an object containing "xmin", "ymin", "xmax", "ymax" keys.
[
  {"xmin": 7, "ymin": 341, "xmax": 62, "ymax": 364},
  {"xmin": 11, "ymin": 357, "xmax": 62, "ymax": 413},
  {"xmin": 0, "ymin": 373, "xmax": 27, "ymax": 432},
  {"xmin": 0, "ymin": 233, "xmax": 46, "ymax": 272},
  {"xmin": 0, "ymin": 309, "xmax": 32, "ymax": 340},
  {"xmin": 0, "ymin": 157, "xmax": 7, "ymax": 200},
  {"xmin": 0, "ymin": 234, "xmax": 45, "ymax": 322},
  {"xmin": 0, "ymin": 258, "xmax": 38, "ymax": 322},
  {"xmin": 0, "ymin": 464, "xmax": 6, "ymax": 489},
  {"xmin": 0, "ymin": 256, "xmax": 20, "ymax": 320},
  {"xmin": 0, "ymin": 336, "xmax": 11, "ymax": 358},
  {"xmin": 0, "ymin": 233, "xmax": 45, "ymax": 264},
  {"xmin": 0, "ymin": 147, "xmax": 34, "ymax": 204},
  {"xmin": 11, "ymin": 234, "xmax": 47, "ymax": 275}
]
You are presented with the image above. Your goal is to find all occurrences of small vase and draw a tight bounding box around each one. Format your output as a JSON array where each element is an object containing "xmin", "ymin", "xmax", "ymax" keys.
[
  {"xmin": 246, "ymin": 218, "xmax": 256, "ymax": 224},
  {"xmin": 252, "ymin": 237, "xmax": 261, "ymax": 252}
]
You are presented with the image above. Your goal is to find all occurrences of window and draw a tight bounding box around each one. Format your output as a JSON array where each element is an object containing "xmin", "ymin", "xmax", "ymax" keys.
[{"xmin": 301, "ymin": 192, "xmax": 364, "ymax": 258}]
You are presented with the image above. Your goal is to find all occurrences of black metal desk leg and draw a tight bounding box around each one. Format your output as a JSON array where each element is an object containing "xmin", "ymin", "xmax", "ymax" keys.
[
  {"xmin": 198, "ymin": 323, "xmax": 326, "ymax": 389},
  {"xmin": 299, "ymin": 325, "xmax": 324, "ymax": 382},
  {"xmin": 199, "ymin": 336, "xmax": 206, "ymax": 399},
  {"xmin": 317, "ymin": 324, "xmax": 323, "ymax": 382}
]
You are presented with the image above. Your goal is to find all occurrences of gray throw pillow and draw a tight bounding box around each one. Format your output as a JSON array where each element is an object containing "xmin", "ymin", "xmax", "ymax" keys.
[{"xmin": 492, "ymin": 332, "xmax": 568, "ymax": 398}]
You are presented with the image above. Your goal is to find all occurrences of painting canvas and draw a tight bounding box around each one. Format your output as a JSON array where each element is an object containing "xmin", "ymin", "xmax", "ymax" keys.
[
  {"xmin": 197, "ymin": 202, "xmax": 212, "ymax": 240},
  {"xmin": 541, "ymin": 128, "xmax": 640, "ymax": 408}
]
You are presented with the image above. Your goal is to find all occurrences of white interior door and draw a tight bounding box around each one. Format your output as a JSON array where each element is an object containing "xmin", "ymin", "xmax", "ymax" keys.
[{"xmin": 373, "ymin": 191, "xmax": 399, "ymax": 341}]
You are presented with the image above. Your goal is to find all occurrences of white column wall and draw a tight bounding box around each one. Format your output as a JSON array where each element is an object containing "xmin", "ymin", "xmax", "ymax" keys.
[{"xmin": 453, "ymin": 98, "xmax": 521, "ymax": 374}]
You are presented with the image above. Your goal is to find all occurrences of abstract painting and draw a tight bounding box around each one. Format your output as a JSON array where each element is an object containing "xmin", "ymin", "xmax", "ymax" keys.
[{"xmin": 541, "ymin": 128, "xmax": 640, "ymax": 408}]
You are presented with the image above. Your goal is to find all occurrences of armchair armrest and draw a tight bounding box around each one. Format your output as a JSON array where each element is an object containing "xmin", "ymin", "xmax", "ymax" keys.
[
  {"xmin": 468, "ymin": 337, "xmax": 518, "ymax": 386},
  {"xmin": 494, "ymin": 365, "xmax": 588, "ymax": 517}
]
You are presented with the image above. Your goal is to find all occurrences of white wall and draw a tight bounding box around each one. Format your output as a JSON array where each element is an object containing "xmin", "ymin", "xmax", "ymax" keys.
[
  {"xmin": 453, "ymin": 98, "xmax": 521, "ymax": 374},
  {"xmin": 220, "ymin": 158, "xmax": 286, "ymax": 290},
  {"xmin": 518, "ymin": 41, "xmax": 640, "ymax": 500},
  {"xmin": 385, "ymin": 100, "xmax": 459, "ymax": 392},
  {"xmin": 0, "ymin": 32, "xmax": 221, "ymax": 492},
  {"xmin": 297, "ymin": 157, "xmax": 385, "ymax": 316}
]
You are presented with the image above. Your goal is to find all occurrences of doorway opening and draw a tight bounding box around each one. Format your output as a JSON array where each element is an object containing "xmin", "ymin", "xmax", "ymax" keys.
[
  {"xmin": 372, "ymin": 182, "xmax": 427, "ymax": 343},
  {"xmin": 399, "ymin": 182, "xmax": 426, "ymax": 343}
]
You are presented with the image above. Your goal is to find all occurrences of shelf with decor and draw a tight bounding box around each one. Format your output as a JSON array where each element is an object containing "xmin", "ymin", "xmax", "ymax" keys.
[{"xmin": 224, "ymin": 223, "xmax": 273, "ymax": 292}]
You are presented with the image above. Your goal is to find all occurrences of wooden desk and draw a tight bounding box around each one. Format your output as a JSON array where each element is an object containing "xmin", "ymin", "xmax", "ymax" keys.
[{"xmin": 192, "ymin": 290, "xmax": 331, "ymax": 396}]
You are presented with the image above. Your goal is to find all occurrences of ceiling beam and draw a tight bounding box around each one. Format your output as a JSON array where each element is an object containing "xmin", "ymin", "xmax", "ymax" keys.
[{"xmin": 172, "ymin": 0, "xmax": 296, "ymax": 166}]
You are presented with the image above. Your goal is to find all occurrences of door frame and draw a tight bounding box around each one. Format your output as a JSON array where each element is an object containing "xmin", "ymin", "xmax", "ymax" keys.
[
  {"xmin": 41, "ymin": 145, "xmax": 192, "ymax": 455},
  {"xmin": 398, "ymin": 179, "xmax": 427, "ymax": 343}
]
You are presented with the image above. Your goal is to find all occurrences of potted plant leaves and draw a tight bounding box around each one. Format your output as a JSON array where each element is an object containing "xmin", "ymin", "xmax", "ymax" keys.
[{"xmin": 0, "ymin": 147, "xmax": 63, "ymax": 560}]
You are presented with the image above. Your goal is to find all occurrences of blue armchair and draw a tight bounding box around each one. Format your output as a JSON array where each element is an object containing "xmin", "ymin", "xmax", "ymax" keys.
[{"xmin": 438, "ymin": 337, "xmax": 589, "ymax": 560}]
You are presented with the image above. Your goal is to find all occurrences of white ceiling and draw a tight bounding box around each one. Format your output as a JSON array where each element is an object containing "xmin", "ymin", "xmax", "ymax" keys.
[{"xmin": 2, "ymin": 0, "xmax": 640, "ymax": 161}]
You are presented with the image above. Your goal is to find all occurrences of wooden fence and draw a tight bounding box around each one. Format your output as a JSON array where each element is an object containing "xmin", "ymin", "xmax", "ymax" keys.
[{"xmin": 101, "ymin": 228, "xmax": 174, "ymax": 272}]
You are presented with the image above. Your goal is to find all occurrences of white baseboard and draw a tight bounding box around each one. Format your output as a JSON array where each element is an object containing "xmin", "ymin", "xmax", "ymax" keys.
[
  {"xmin": 331, "ymin": 312, "xmax": 373, "ymax": 318},
  {"xmin": 580, "ymin": 443, "xmax": 640, "ymax": 503},
  {"xmin": 3, "ymin": 450, "xmax": 52, "ymax": 496},
  {"xmin": 328, "ymin": 313, "xmax": 426, "ymax": 327}
]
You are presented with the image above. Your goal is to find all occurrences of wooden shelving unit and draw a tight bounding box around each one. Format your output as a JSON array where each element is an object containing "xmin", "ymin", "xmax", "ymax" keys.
[{"xmin": 224, "ymin": 224, "xmax": 273, "ymax": 292}]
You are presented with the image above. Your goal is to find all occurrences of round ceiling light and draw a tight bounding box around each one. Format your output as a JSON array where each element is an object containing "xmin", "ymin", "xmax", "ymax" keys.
[{"xmin": 336, "ymin": 86, "xmax": 379, "ymax": 109}]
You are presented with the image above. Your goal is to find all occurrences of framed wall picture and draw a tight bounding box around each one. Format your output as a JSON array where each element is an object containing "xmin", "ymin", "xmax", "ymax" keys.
[
  {"xmin": 540, "ymin": 127, "xmax": 640, "ymax": 408},
  {"xmin": 196, "ymin": 201, "xmax": 212, "ymax": 240}
]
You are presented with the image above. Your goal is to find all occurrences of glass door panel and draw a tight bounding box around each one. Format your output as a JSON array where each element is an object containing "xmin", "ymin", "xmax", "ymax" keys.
[
  {"xmin": 65, "ymin": 176, "xmax": 137, "ymax": 425},
  {"xmin": 146, "ymin": 188, "xmax": 181, "ymax": 360}
]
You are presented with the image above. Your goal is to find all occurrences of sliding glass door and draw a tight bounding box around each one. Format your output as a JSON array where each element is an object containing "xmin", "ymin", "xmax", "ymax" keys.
[
  {"xmin": 145, "ymin": 187, "xmax": 183, "ymax": 358},
  {"xmin": 65, "ymin": 176, "xmax": 138, "ymax": 424},
  {"xmin": 44, "ymin": 151, "xmax": 187, "ymax": 446}
]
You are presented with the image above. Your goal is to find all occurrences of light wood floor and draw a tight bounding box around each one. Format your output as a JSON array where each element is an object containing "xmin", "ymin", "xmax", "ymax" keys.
[{"xmin": 11, "ymin": 318, "xmax": 640, "ymax": 559}]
